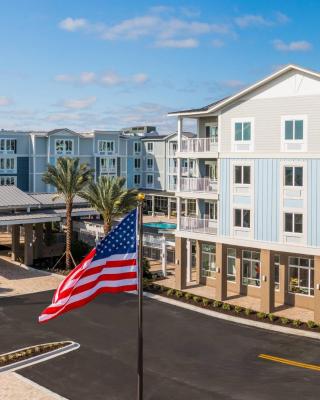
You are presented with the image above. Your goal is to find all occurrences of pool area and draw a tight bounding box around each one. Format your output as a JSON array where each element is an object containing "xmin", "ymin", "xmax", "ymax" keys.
[{"xmin": 143, "ymin": 222, "xmax": 177, "ymax": 230}]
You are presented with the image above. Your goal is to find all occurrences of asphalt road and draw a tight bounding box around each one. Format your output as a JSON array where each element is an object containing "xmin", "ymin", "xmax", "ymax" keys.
[{"xmin": 0, "ymin": 291, "xmax": 320, "ymax": 400}]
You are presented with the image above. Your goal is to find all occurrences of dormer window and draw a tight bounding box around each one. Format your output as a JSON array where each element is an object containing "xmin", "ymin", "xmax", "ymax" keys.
[
  {"xmin": 0, "ymin": 139, "xmax": 16, "ymax": 154},
  {"xmin": 98, "ymin": 140, "xmax": 115, "ymax": 154},
  {"xmin": 55, "ymin": 139, "xmax": 73, "ymax": 155}
]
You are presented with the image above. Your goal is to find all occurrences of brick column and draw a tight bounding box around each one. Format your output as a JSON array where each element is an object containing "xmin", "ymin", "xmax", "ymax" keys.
[
  {"xmin": 11, "ymin": 225, "xmax": 21, "ymax": 261},
  {"xmin": 215, "ymin": 243, "xmax": 227, "ymax": 301},
  {"xmin": 175, "ymin": 237, "xmax": 187, "ymax": 290},
  {"xmin": 260, "ymin": 249, "xmax": 274, "ymax": 313},
  {"xmin": 314, "ymin": 256, "xmax": 320, "ymax": 323},
  {"xmin": 24, "ymin": 224, "xmax": 34, "ymax": 266},
  {"xmin": 277, "ymin": 253, "xmax": 287, "ymax": 305}
]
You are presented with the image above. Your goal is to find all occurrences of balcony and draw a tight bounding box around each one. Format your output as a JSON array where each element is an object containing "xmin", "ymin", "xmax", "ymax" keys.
[
  {"xmin": 180, "ymin": 177, "xmax": 217, "ymax": 193},
  {"xmin": 168, "ymin": 166, "xmax": 177, "ymax": 174},
  {"xmin": 100, "ymin": 167, "xmax": 117, "ymax": 174},
  {"xmin": 180, "ymin": 216, "xmax": 217, "ymax": 235},
  {"xmin": 181, "ymin": 138, "xmax": 218, "ymax": 154}
]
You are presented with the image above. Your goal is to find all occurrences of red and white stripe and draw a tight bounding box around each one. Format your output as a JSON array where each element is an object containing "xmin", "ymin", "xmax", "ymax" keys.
[{"xmin": 39, "ymin": 249, "xmax": 137, "ymax": 323}]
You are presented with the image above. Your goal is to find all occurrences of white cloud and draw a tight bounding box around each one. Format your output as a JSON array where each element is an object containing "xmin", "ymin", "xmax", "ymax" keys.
[
  {"xmin": 55, "ymin": 74, "xmax": 74, "ymax": 82},
  {"xmin": 100, "ymin": 71, "xmax": 124, "ymax": 86},
  {"xmin": 212, "ymin": 39, "xmax": 224, "ymax": 48},
  {"xmin": 62, "ymin": 96, "xmax": 96, "ymax": 110},
  {"xmin": 59, "ymin": 17, "xmax": 88, "ymax": 32},
  {"xmin": 155, "ymin": 38, "xmax": 199, "ymax": 48},
  {"xmin": 79, "ymin": 72, "xmax": 96, "ymax": 83},
  {"xmin": 0, "ymin": 96, "xmax": 12, "ymax": 106},
  {"xmin": 132, "ymin": 73, "xmax": 149, "ymax": 84},
  {"xmin": 223, "ymin": 80, "xmax": 244, "ymax": 89},
  {"xmin": 273, "ymin": 39, "xmax": 312, "ymax": 52},
  {"xmin": 235, "ymin": 12, "xmax": 290, "ymax": 28}
]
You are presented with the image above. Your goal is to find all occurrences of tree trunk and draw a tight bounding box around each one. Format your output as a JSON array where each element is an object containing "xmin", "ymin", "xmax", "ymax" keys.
[
  {"xmin": 65, "ymin": 200, "xmax": 73, "ymax": 269},
  {"xmin": 103, "ymin": 217, "xmax": 112, "ymax": 235}
]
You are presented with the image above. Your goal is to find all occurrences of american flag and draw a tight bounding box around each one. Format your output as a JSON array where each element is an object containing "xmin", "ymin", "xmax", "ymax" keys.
[{"xmin": 39, "ymin": 209, "xmax": 138, "ymax": 323}]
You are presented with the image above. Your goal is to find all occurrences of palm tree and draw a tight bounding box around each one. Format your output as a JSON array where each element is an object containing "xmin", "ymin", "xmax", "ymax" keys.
[
  {"xmin": 43, "ymin": 157, "xmax": 94, "ymax": 269},
  {"xmin": 80, "ymin": 176, "xmax": 138, "ymax": 234}
]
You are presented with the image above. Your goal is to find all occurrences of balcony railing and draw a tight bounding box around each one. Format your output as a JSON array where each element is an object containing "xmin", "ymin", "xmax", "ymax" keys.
[
  {"xmin": 180, "ymin": 177, "xmax": 217, "ymax": 192},
  {"xmin": 180, "ymin": 216, "xmax": 217, "ymax": 235},
  {"xmin": 168, "ymin": 182, "xmax": 177, "ymax": 191},
  {"xmin": 168, "ymin": 166, "xmax": 177, "ymax": 174},
  {"xmin": 181, "ymin": 138, "xmax": 218, "ymax": 153},
  {"xmin": 100, "ymin": 167, "xmax": 117, "ymax": 174}
]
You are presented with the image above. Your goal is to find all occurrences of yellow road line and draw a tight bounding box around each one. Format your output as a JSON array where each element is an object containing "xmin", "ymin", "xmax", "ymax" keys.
[{"xmin": 259, "ymin": 354, "xmax": 320, "ymax": 372}]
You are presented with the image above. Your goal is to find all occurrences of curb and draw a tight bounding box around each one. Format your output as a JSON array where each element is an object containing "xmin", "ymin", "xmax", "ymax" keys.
[
  {"xmin": 144, "ymin": 292, "xmax": 320, "ymax": 341},
  {"xmin": 0, "ymin": 341, "xmax": 80, "ymax": 373}
]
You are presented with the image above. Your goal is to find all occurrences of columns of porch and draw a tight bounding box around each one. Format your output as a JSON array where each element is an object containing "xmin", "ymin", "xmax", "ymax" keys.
[{"xmin": 11, "ymin": 225, "xmax": 21, "ymax": 261}]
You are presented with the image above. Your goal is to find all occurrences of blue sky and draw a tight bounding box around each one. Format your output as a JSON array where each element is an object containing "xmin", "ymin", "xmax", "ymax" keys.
[{"xmin": 0, "ymin": 0, "xmax": 318, "ymax": 133}]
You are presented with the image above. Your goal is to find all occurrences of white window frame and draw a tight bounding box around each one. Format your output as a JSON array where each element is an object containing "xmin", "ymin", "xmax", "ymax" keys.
[
  {"xmin": 134, "ymin": 158, "xmax": 141, "ymax": 170},
  {"xmin": 146, "ymin": 142, "xmax": 154, "ymax": 154},
  {"xmin": 231, "ymin": 117, "xmax": 254, "ymax": 152},
  {"xmin": 0, "ymin": 157, "xmax": 16, "ymax": 172},
  {"xmin": 134, "ymin": 141, "xmax": 141, "ymax": 155},
  {"xmin": 274, "ymin": 254, "xmax": 280, "ymax": 291},
  {"xmin": 133, "ymin": 174, "xmax": 141, "ymax": 187},
  {"xmin": 146, "ymin": 174, "xmax": 154, "ymax": 188},
  {"xmin": 281, "ymin": 115, "xmax": 307, "ymax": 152},
  {"xmin": 288, "ymin": 257, "xmax": 314, "ymax": 297},
  {"xmin": 0, "ymin": 138, "xmax": 16, "ymax": 154},
  {"xmin": 242, "ymin": 250, "xmax": 261, "ymax": 287},
  {"xmin": 284, "ymin": 212, "xmax": 303, "ymax": 234},
  {"xmin": 55, "ymin": 139, "xmax": 74, "ymax": 155},
  {"xmin": 98, "ymin": 140, "xmax": 115, "ymax": 155},
  {"xmin": 227, "ymin": 248, "xmax": 236, "ymax": 282},
  {"xmin": 234, "ymin": 208, "xmax": 251, "ymax": 229},
  {"xmin": 0, "ymin": 176, "xmax": 16, "ymax": 186},
  {"xmin": 100, "ymin": 157, "xmax": 116, "ymax": 173},
  {"xmin": 283, "ymin": 165, "xmax": 303, "ymax": 188},
  {"xmin": 205, "ymin": 123, "xmax": 219, "ymax": 144},
  {"xmin": 234, "ymin": 165, "xmax": 251, "ymax": 186},
  {"xmin": 201, "ymin": 243, "xmax": 216, "ymax": 278},
  {"xmin": 146, "ymin": 157, "xmax": 154, "ymax": 171}
]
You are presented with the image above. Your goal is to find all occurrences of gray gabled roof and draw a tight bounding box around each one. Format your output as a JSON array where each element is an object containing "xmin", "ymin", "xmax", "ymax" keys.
[
  {"xmin": 30, "ymin": 193, "xmax": 87, "ymax": 207},
  {"xmin": 0, "ymin": 186, "xmax": 40, "ymax": 209}
]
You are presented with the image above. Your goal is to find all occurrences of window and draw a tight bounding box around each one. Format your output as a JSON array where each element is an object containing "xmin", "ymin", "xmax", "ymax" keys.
[
  {"xmin": 227, "ymin": 248, "xmax": 236, "ymax": 282},
  {"xmin": 274, "ymin": 254, "xmax": 280, "ymax": 290},
  {"xmin": 235, "ymin": 122, "xmax": 251, "ymax": 141},
  {"xmin": 147, "ymin": 174, "xmax": 154, "ymax": 186},
  {"xmin": 289, "ymin": 257, "xmax": 314, "ymax": 296},
  {"xmin": 242, "ymin": 250, "xmax": 260, "ymax": 286},
  {"xmin": 201, "ymin": 243, "xmax": 216, "ymax": 278},
  {"xmin": 285, "ymin": 213, "xmax": 303, "ymax": 233},
  {"xmin": 0, "ymin": 158, "xmax": 15, "ymax": 171},
  {"xmin": 234, "ymin": 165, "xmax": 250, "ymax": 184},
  {"xmin": 284, "ymin": 166, "xmax": 303, "ymax": 187},
  {"xmin": 285, "ymin": 119, "xmax": 303, "ymax": 140},
  {"xmin": 205, "ymin": 201, "xmax": 218, "ymax": 220},
  {"xmin": 100, "ymin": 157, "xmax": 116, "ymax": 172},
  {"xmin": 134, "ymin": 142, "xmax": 141, "ymax": 155},
  {"xmin": 98, "ymin": 140, "xmax": 114, "ymax": 154},
  {"xmin": 134, "ymin": 158, "xmax": 141, "ymax": 170},
  {"xmin": 0, "ymin": 176, "xmax": 16, "ymax": 186},
  {"xmin": 234, "ymin": 209, "xmax": 250, "ymax": 228},
  {"xmin": 205, "ymin": 125, "xmax": 218, "ymax": 143},
  {"xmin": 147, "ymin": 158, "xmax": 154, "ymax": 170},
  {"xmin": 55, "ymin": 139, "xmax": 73, "ymax": 155},
  {"xmin": 134, "ymin": 174, "xmax": 141, "ymax": 186},
  {"xmin": 146, "ymin": 142, "xmax": 153, "ymax": 153},
  {"xmin": 0, "ymin": 139, "xmax": 16, "ymax": 154}
]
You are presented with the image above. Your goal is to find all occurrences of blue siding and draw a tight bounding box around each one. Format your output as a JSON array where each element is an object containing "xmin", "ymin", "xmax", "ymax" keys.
[
  {"xmin": 126, "ymin": 158, "xmax": 133, "ymax": 187},
  {"xmin": 219, "ymin": 159, "xmax": 230, "ymax": 236},
  {"xmin": 17, "ymin": 157, "xmax": 29, "ymax": 192},
  {"xmin": 233, "ymin": 195, "xmax": 251, "ymax": 205},
  {"xmin": 307, "ymin": 160, "xmax": 320, "ymax": 247},
  {"xmin": 284, "ymin": 198, "xmax": 304, "ymax": 208},
  {"xmin": 96, "ymin": 157, "xmax": 100, "ymax": 178},
  {"xmin": 254, "ymin": 159, "xmax": 279, "ymax": 242}
]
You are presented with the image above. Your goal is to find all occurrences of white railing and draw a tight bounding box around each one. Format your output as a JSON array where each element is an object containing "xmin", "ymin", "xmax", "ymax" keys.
[
  {"xmin": 100, "ymin": 167, "xmax": 117, "ymax": 174},
  {"xmin": 181, "ymin": 137, "xmax": 218, "ymax": 153},
  {"xmin": 180, "ymin": 217, "xmax": 217, "ymax": 235},
  {"xmin": 180, "ymin": 177, "xmax": 218, "ymax": 192},
  {"xmin": 181, "ymin": 167, "xmax": 196, "ymax": 176},
  {"xmin": 168, "ymin": 182, "xmax": 177, "ymax": 191},
  {"xmin": 143, "ymin": 234, "xmax": 163, "ymax": 248},
  {"xmin": 168, "ymin": 166, "xmax": 177, "ymax": 174}
]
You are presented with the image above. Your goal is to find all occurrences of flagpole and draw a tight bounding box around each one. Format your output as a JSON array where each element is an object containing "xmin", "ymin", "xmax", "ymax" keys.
[{"xmin": 137, "ymin": 193, "xmax": 145, "ymax": 400}]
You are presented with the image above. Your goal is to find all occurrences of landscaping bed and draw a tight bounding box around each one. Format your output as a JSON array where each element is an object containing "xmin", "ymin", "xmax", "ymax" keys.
[
  {"xmin": 145, "ymin": 283, "xmax": 320, "ymax": 333},
  {"xmin": 0, "ymin": 341, "xmax": 72, "ymax": 367}
]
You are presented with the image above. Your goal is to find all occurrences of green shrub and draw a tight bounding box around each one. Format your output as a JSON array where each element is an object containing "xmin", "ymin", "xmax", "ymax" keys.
[
  {"xmin": 193, "ymin": 296, "xmax": 201, "ymax": 303},
  {"xmin": 202, "ymin": 298, "xmax": 210, "ymax": 307},
  {"xmin": 244, "ymin": 308, "xmax": 253, "ymax": 316},
  {"xmin": 268, "ymin": 313, "xmax": 277, "ymax": 322},
  {"xmin": 293, "ymin": 319, "xmax": 302, "ymax": 327},
  {"xmin": 185, "ymin": 292, "xmax": 192, "ymax": 300},
  {"xmin": 234, "ymin": 306, "xmax": 243, "ymax": 314},
  {"xmin": 281, "ymin": 317, "xmax": 289, "ymax": 325},
  {"xmin": 222, "ymin": 303, "xmax": 231, "ymax": 311},
  {"xmin": 160, "ymin": 286, "xmax": 166, "ymax": 293},
  {"xmin": 257, "ymin": 312, "xmax": 267, "ymax": 319},
  {"xmin": 213, "ymin": 300, "xmax": 222, "ymax": 308},
  {"xmin": 166, "ymin": 289, "xmax": 175, "ymax": 296},
  {"xmin": 307, "ymin": 320, "xmax": 317, "ymax": 329},
  {"xmin": 175, "ymin": 290, "xmax": 183, "ymax": 298}
]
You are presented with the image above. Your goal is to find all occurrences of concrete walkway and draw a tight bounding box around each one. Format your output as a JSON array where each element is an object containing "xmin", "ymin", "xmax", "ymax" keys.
[{"xmin": 0, "ymin": 254, "xmax": 63, "ymax": 298}]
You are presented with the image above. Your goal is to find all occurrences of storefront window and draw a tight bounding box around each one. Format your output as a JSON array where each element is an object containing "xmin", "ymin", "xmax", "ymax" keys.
[
  {"xmin": 227, "ymin": 248, "xmax": 236, "ymax": 281},
  {"xmin": 242, "ymin": 250, "xmax": 260, "ymax": 286},
  {"xmin": 288, "ymin": 257, "xmax": 314, "ymax": 296},
  {"xmin": 274, "ymin": 254, "xmax": 280, "ymax": 290},
  {"xmin": 201, "ymin": 243, "xmax": 216, "ymax": 278}
]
